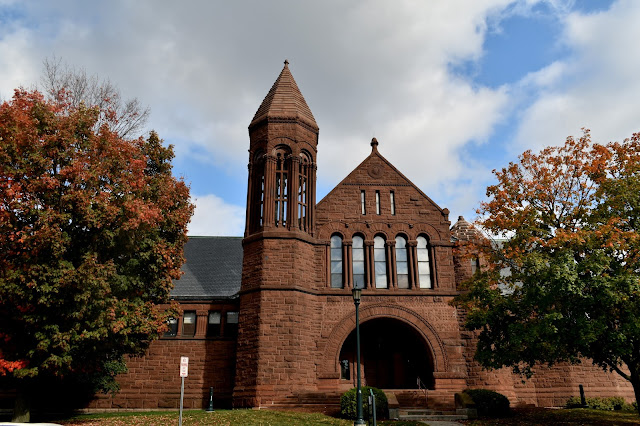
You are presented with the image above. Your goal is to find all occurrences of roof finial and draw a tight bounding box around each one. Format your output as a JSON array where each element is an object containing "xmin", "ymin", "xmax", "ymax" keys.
[
  {"xmin": 284, "ymin": 59, "xmax": 289, "ymax": 67},
  {"xmin": 371, "ymin": 137, "xmax": 378, "ymax": 152}
]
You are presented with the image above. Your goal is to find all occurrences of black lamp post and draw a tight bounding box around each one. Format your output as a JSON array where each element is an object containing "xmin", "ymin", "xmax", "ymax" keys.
[{"xmin": 352, "ymin": 287, "xmax": 366, "ymax": 426}]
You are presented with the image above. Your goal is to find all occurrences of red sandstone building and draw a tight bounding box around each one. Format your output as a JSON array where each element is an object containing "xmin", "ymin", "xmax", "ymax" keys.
[{"xmin": 95, "ymin": 61, "xmax": 633, "ymax": 412}]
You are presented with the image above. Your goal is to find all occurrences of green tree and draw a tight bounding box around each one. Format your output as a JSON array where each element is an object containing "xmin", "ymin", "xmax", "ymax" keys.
[
  {"xmin": 0, "ymin": 89, "xmax": 193, "ymax": 421},
  {"xmin": 455, "ymin": 130, "xmax": 640, "ymax": 411}
]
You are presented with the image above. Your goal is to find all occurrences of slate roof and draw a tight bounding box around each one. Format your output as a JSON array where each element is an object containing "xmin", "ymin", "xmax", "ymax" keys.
[
  {"xmin": 250, "ymin": 60, "xmax": 318, "ymax": 130},
  {"xmin": 170, "ymin": 236, "xmax": 243, "ymax": 300}
]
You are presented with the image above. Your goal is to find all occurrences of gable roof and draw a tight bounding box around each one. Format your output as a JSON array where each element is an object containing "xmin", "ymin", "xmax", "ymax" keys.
[
  {"xmin": 171, "ymin": 236, "xmax": 243, "ymax": 300},
  {"xmin": 250, "ymin": 60, "xmax": 318, "ymax": 130},
  {"xmin": 317, "ymin": 138, "xmax": 447, "ymax": 215}
]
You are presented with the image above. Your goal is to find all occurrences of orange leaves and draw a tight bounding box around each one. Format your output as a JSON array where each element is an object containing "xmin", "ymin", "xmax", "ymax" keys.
[
  {"xmin": 0, "ymin": 88, "xmax": 193, "ymax": 389},
  {"xmin": 0, "ymin": 359, "xmax": 28, "ymax": 376},
  {"xmin": 479, "ymin": 129, "xmax": 609, "ymax": 238}
]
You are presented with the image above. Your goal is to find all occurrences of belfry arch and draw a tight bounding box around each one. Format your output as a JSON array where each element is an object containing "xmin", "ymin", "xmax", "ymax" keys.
[{"xmin": 320, "ymin": 304, "xmax": 449, "ymax": 387}]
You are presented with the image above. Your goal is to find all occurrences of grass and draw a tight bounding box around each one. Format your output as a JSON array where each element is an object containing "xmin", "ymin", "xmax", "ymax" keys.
[
  {"xmin": 54, "ymin": 409, "xmax": 419, "ymax": 426},
  {"xmin": 464, "ymin": 407, "xmax": 640, "ymax": 425},
  {"xmin": 17, "ymin": 407, "xmax": 640, "ymax": 425}
]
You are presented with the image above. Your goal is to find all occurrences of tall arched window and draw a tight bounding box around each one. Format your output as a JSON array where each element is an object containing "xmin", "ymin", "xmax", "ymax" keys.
[
  {"xmin": 330, "ymin": 235, "xmax": 343, "ymax": 288},
  {"xmin": 416, "ymin": 236, "xmax": 432, "ymax": 288},
  {"xmin": 274, "ymin": 148, "xmax": 289, "ymax": 227},
  {"xmin": 352, "ymin": 235, "xmax": 365, "ymax": 289},
  {"xmin": 249, "ymin": 150, "xmax": 265, "ymax": 232},
  {"xmin": 374, "ymin": 235, "xmax": 388, "ymax": 288},
  {"xmin": 298, "ymin": 152, "xmax": 311, "ymax": 231},
  {"xmin": 395, "ymin": 235, "xmax": 409, "ymax": 289}
]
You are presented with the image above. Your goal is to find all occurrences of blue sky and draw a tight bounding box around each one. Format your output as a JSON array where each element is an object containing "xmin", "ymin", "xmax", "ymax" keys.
[{"xmin": 0, "ymin": 0, "xmax": 637, "ymax": 236}]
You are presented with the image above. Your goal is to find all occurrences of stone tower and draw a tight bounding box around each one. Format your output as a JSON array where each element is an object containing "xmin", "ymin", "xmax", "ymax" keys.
[{"xmin": 234, "ymin": 61, "xmax": 323, "ymax": 407}]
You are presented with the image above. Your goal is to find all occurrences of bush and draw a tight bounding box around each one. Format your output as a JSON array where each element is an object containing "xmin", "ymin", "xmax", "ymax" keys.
[
  {"xmin": 463, "ymin": 389, "xmax": 510, "ymax": 417},
  {"xmin": 565, "ymin": 396, "xmax": 585, "ymax": 408},
  {"xmin": 340, "ymin": 386, "xmax": 388, "ymax": 420},
  {"xmin": 565, "ymin": 395, "xmax": 632, "ymax": 411}
]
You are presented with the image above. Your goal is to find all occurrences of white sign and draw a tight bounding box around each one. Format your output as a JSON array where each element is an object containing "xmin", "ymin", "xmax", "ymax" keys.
[{"xmin": 180, "ymin": 356, "xmax": 189, "ymax": 378}]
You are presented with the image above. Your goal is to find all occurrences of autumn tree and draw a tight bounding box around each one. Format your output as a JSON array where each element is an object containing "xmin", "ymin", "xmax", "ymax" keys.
[
  {"xmin": 0, "ymin": 89, "xmax": 193, "ymax": 421},
  {"xmin": 41, "ymin": 57, "xmax": 150, "ymax": 138},
  {"xmin": 455, "ymin": 130, "xmax": 640, "ymax": 410}
]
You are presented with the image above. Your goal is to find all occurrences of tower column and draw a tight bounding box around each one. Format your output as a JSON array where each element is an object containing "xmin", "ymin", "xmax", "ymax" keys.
[
  {"xmin": 244, "ymin": 162, "xmax": 253, "ymax": 236},
  {"xmin": 408, "ymin": 240, "xmax": 417, "ymax": 289},
  {"xmin": 236, "ymin": 60, "xmax": 320, "ymax": 409}
]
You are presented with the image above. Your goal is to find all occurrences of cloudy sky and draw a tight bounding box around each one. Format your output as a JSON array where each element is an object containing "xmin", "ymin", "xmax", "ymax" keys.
[{"xmin": 1, "ymin": 0, "xmax": 637, "ymax": 235}]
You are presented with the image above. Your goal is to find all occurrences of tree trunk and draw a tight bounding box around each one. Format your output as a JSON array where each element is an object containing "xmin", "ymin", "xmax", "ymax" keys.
[
  {"xmin": 12, "ymin": 390, "xmax": 30, "ymax": 423},
  {"xmin": 627, "ymin": 360, "xmax": 640, "ymax": 415}
]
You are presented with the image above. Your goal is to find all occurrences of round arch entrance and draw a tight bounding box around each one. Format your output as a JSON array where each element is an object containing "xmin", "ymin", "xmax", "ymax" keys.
[{"xmin": 338, "ymin": 317, "xmax": 435, "ymax": 389}]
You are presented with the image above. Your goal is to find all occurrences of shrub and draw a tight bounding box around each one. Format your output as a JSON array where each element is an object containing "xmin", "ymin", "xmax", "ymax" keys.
[
  {"xmin": 565, "ymin": 396, "xmax": 585, "ymax": 408},
  {"xmin": 566, "ymin": 395, "xmax": 631, "ymax": 411},
  {"xmin": 463, "ymin": 389, "xmax": 510, "ymax": 417},
  {"xmin": 340, "ymin": 386, "xmax": 388, "ymax": 420}
]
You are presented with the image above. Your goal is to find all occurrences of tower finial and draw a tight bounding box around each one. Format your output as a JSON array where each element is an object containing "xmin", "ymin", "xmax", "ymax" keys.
[
  {"xmin": 284, "ymin": 59, "xmax": 289, "ymax": 67},
  {"xmin": 371, "ymin": 137, "xmax": 379, "ymax": 152}
]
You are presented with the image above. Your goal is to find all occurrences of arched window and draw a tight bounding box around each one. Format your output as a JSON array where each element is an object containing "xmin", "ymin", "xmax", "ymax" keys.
[
  {"xmin": 374, "ymin": 235, "xmax": 388, "ymax": 288},
  {"xmin": 330, "ymin": 235, "xmax": 343, "ymax": 288},
  {"xmin": 416, "ymin": 236, "xmax": 432, "ymax": 288},
  {"xmin": 395, "ymin": 235, "xmax": 409, "ymax": 289},
  {"xmin": 298, "ymin": 152, "xmax": 311, "ymax": 231},
  {"xmin": 352, "ymin": 235, "xmax": 365, "ymax": 289},
  {"xmin": 470, "ymin": 256, "xmax": 480, "ymax": 275},
  {"xmin": 249, "ymin": 150, "xmax": 265, "ymax": 232},
  {"xmin": 274, "ymin": 148, "xmax": 289, "ymax": 227}
]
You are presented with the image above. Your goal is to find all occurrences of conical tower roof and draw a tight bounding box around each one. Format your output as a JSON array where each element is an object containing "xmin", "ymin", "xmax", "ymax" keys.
[
  {"xmin": 250, "ymin": 60, "xmax": 318, "ymax": 130},
  {"xmin": 451, "ymin": 216, "xmax": 483, "ymax": 242}
]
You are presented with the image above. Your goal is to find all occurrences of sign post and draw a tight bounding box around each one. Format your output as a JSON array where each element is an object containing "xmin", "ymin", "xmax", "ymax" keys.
[{"xmin": 179, "ymin": 356, "xmax": 189, "ymax": 426}]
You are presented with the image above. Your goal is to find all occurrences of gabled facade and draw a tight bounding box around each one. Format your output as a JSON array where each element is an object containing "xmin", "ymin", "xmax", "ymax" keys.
[{"xmin": 84, "ymin": 61, "xmax": 634, "ymax": 413}]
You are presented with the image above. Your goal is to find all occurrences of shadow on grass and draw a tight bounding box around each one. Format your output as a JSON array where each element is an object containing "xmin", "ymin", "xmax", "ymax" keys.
[{"xmin": 464, "ymin": 407, "xmax": 640, "ymax": 426}]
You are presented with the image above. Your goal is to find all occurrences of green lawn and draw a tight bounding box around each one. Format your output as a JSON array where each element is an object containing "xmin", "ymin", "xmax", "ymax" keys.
[
  {"xmin": 56, "ymin": 409, "xmax": 370, "ymax": 426},
  {"xmin": 464, "ymin": 407, "xmax": 640, "ymax": 426},
  {"xmin": 35, "ymin": 407, "xmax": 640, "ymax": 426}
]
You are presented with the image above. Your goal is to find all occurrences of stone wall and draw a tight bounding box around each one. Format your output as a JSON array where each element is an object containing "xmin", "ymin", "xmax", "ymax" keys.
[{"xmin": 89, "ymin": 301, "xmax": 238, "ymax": 410}]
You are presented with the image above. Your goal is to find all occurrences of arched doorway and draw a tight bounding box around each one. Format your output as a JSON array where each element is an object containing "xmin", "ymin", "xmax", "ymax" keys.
[{"xmin": 338, "ymin": 318, "xmax": 434, "ymax": 389}]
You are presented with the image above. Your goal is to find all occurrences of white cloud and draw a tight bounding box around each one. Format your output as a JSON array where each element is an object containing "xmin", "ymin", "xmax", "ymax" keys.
[
  {"xmin": 514, "ymin": 0, "xmax": 640, "ymax": 149},
  {"xmin": 0, "ymin": 28, "xmax": 39, "ymax": 99},
  {"xmin": 5, "ymin": 0, "xmax": 608, "ymax": 232},
  {"xmin": 188, "ymin": 194, "xmax": 245, "ymax": 236},
  {"xmin": 0, "ymin": 0, "xmax": 515, "ymax": 172}
]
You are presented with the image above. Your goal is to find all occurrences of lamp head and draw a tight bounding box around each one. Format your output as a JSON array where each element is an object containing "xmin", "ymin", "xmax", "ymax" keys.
[{"xmin": 352, "ymin": 287, "xmax": 362, "ymax": 302}]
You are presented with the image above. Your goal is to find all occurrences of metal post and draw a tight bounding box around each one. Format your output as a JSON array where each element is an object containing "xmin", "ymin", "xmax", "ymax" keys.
[
  {"xmin": 369, "ymin": 388, "xmax": 377, "ymax": 426},
  {"xmin": 354, "ymin": 290, "xmax": 365, "ymax": 426},
  {"xmin": 206, "ymin": 386, "xmax": 215, "ymax": 412},
  {"xmin": 579, "ymin": 384, "xmax": 587, "ymax": 408},
  {"xmin": 179, "ymin": 376, "xmax": 185, "ymax": 426}
]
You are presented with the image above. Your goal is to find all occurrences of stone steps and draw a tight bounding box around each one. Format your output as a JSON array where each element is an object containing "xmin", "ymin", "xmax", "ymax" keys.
[{"xmin": 398, "ymin": 408, "xmax": 470, "ymax": 422}]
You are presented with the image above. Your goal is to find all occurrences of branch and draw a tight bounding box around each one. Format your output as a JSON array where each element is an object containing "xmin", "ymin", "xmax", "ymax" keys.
[{"xmin": 611, "ymin": 363, "xmax": 631, "ymax": 381}]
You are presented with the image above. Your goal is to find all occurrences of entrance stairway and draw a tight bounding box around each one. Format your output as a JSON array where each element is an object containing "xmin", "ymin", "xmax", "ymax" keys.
[
  {"xmin": 397, "ymin": 408, "xmax": 468, "ymax": 422},
  {"xmin": 385, "ymin": 389, "xmax": 473, "ymax": 422}
]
